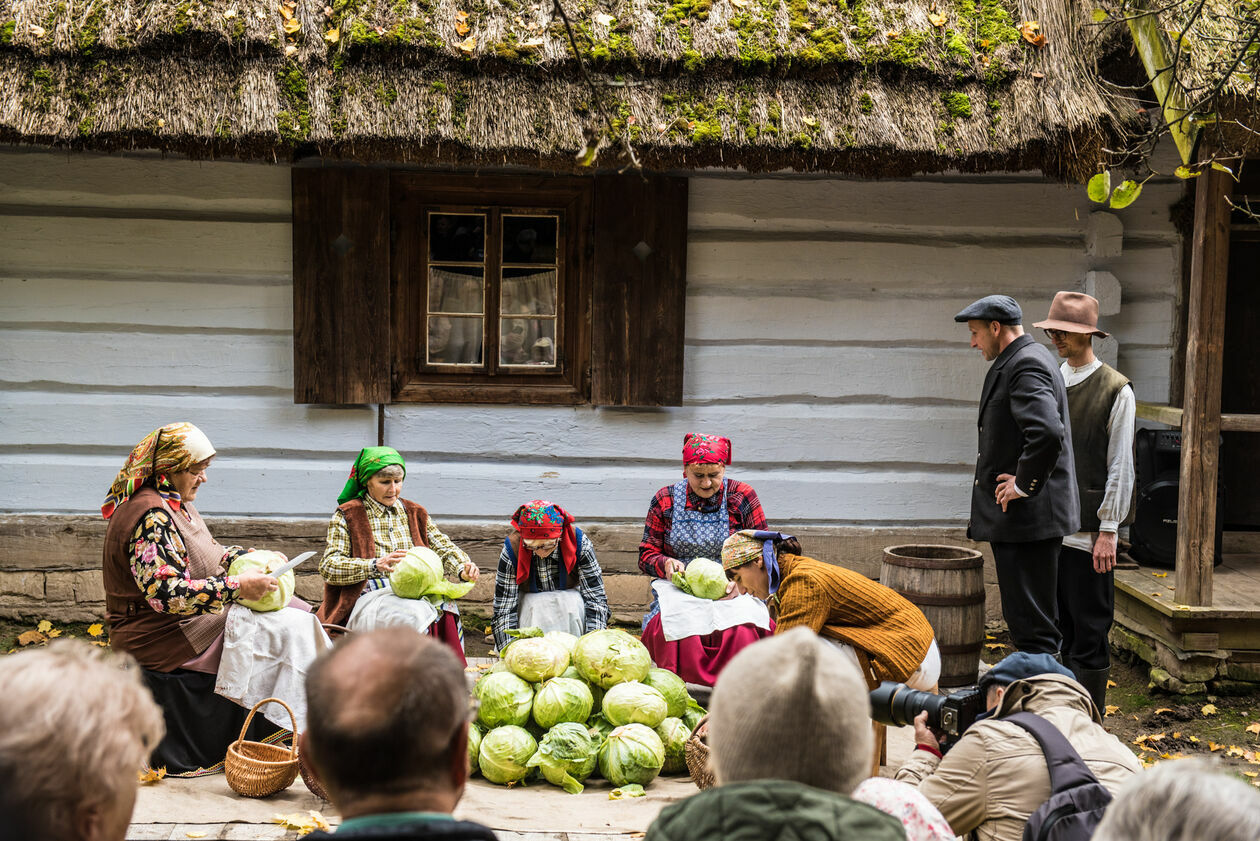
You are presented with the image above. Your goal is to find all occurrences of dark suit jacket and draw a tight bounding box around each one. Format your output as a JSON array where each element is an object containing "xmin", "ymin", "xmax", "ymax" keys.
[{"xmin": 968, "ymin": 334, "xmax": 1080, "ymax": 542}]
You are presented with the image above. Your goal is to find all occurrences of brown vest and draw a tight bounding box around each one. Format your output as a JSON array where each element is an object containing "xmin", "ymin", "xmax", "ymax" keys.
[
  {"xmin": 315, "ymin": 498, "xmax": 430, "ymax": 626},
  {"xmin": 103, "ymin": 487, "xmax": 231, "ymax": 672},
  {"xmin": 1066, "ymin": 363, "xmax": 1135, "ymax": 532}
]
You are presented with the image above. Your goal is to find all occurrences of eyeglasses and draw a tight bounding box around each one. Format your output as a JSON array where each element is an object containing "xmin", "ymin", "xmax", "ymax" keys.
[{"xmin": 1042, "ymin": 329, "xmax": 1068, "ymax": 340}]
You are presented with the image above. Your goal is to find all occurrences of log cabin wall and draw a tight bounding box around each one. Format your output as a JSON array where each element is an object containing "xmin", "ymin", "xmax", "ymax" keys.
[{"xmin": 0, "ymin": 146, "xmax": 1184, "ymax": 623}]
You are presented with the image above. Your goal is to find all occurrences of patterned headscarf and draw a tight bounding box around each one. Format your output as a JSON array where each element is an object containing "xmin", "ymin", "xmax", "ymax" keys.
[
  {"xmin": 510, "ymin": 500, "xmax": 578, "ymax": 585},
  {"xmin": 337, "ymin": 447, "xmax": 407, "ymax": 505},
  {"xmin": 682, "ymin": 432, "xmax": 732, "ymax": 465},
  {"xmin": 721, "ymin": 529, "xmax": 795, "ymax": 596},
  {"xmin": 101, "ymin": 422, "xmax": 216, "ymax": 519}
]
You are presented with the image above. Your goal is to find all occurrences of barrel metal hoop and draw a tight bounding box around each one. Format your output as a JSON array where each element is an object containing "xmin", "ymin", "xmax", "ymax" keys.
[
  {"xmin": 936, "ymin": 642, "xmax": 984, "ymax": 656},
  {"xmin": 883, "ymin": 555, "xmax": 984, "ymax": 571},
  {"xmin": 899, "ymin": 591, "xmax": 986, "ymax": 607}
]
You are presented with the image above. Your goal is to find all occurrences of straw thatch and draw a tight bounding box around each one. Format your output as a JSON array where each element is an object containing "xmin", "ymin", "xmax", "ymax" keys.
[{"xmin": 0, "ymin": 0, "xmax": 1139, "ymax": 176}]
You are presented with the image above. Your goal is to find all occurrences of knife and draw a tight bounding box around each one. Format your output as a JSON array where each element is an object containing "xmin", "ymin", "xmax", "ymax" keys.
[{"xmin": 269, "ymin": 550, "xmax": 316, "ymax": 579}]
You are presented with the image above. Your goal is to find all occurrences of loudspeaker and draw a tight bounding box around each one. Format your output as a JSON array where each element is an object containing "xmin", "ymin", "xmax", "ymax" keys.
[{"xmin": 1129, "ymin": 429, "xmax": 1223, "ymax": 569}]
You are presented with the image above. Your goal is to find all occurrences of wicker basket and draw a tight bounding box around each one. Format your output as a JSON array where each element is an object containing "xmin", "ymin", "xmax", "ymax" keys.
[
  {"xmin": 684, "ymin": 714, "xmax": 715, "ymax": 790},
  {"xmin": 225, "ymin": 697, "xmax": 300, "ymax": 798},
  {"xmin": 297, "ymin": 733, "xmax": 330, "ymax": 801}
]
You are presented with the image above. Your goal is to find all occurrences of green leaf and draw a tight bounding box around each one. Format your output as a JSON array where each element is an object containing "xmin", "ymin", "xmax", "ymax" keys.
[
  {"xmin": 1091, "ymin": 8, "xmax": 1109, "ymax": 22},
  {"xmin": 575, "ymin": 142, "xmax": 599, "ymax": 168},
  {"xmin": 1211, "ymin": 161, "xmax": 1239, "ymax": 180},
  {"xmin": 1087, "ymin": 172, "xmax": 1111, "ymax": 203},
  {"xmin": 1174, "ymin": 165, "xmax": 1201, "ymax": 179},
  {"xmin": 1109, "ymin": 180, "xmax": 1142, "ymax": 209}
]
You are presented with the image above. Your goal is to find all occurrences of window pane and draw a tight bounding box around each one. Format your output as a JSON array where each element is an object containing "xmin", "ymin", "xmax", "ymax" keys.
[
  {"xmin": 501, "ymin": 267, "xmax": 557, "ymax": 316},
  {"xmin": 503, "ymin": 215, "xmax": 558, "ymax": 265},
  {"xmin": 429, "ymin": 267, "xmax": 484, "ymax": 315},
  {"xmin": 429, "ymin": 213, "xmax": 485, "ymax": 262},
  {"xmin": 428, "ymin": 316, "xmax": 484, "ymax": 366},
  {"xmin": 501, "ymin": 318, "xmax": 556, "ymax": 367}
]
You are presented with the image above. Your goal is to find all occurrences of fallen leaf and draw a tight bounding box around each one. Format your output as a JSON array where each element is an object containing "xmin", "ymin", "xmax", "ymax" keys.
[
  {"xmin": 802, "ymin": 117, "xmax": 819, "ymax": 128},
  {"xmin": 30, "ymin": 23, "xmax": 46, "ymax": 37},
  {"xmin": 284, "ymin": 17, "xmax": 301, "ymax": 33},
  {"xmin": 1202, "ymin": 703, "xmax": 1218, "ymax": 716},
  {"xmin": 37, "ymin": 620, "xmax": 52, "ymax": 633},
  {"xmin": 17, "ymin": 630, "xmax": 46, "ymax": 646},
  {"xmin": 457, "ymin": 35, "xmax": 476, "ymax": 53},
  {"xmin": 1153, "ymin": 572, "xmax": 1168, "ymax": 578},
  {"xmin": 274, "ymin": 810, "xmax": 331, "ymax": 835},
  {"xmin": 186, "ymin": 834, "xmax": 207, "ymax": 839},
  {"xmin": 1228, "ymin": 746, "xmax": 1245, "ymax": 757},
  {"xmin": 279, "ymin": 4, "xmax": 294, "ymax": 19},
  {"xmin": 1107, "ymin": 679, "xmax": 1117, "ymax": 688},
  {"xmin": 886, "ymin": 30, "xmax": 899, "ymax": 39},
  {"xmin": 1246, "ymin": 723, "xmax": 1260, "ymax": 735},
  {"xmin": 984, "ymin": 642, "xmax": 1007, "ymax": 650},
  {"xmin": 1210, "ymin": 741, "xmax": 1224, "ymax": 751},
  {"xmin": 928, "ymin": 12, "xmax": 947, "ymax": 26},
  {"xmin": 979, "ymin": 38, "xmax": 991, "ymax": 48},
  {"xmin": 138, "ymin": 766, "xmax": 167, "ymax": 784},
  {"xmin": 1155, "ymin": 708, "xmax": 1173, "ymax": 715},
  {"xmin": 1104, "ymin": 704, "xmax": 1120, "ymax": 716},
  {"xmin": 985, "ymin": 634, "xmax": 995, "ymax": 640},
  {"xmin": 1188, "ymin": 735, "xmax": 1200, "ymax": 743},
  {"xmin": 157, "ymin": 118, "xmax": 166, "ymax": 128},
  {"xmin": 1172, "ymin": 732, "xmax": 1181, "ymax": 739},
  {"xmin": 324, "ymin": 27, "xmax": 339, "ymax": 42},
  {"xmin": 1019, "ymin": 20, "xmax": 1046, "ymax": 47},
  {"xmin": 88, "ymin": 623, "xmax": 104, "ymax": 638},
  {"xmin": 1151, "ymin": 592, "xmax": 1162, "ymax": 597},
  {"xmin": 1246, "ymin": 772, "xmax": 1259, "ymax": 779},
  {"xmin": 594, "ymin": 12, "xmax": 615, "ymax": 26},
  {"xmin": 46, "ymin": 629, "xmax": 61, "ymax": 638}
]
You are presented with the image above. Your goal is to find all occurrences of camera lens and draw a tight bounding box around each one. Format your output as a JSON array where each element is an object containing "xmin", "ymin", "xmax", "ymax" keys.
[{"xmin": 870, "ymin": 681, "xmax": 947, "ymax": 729}]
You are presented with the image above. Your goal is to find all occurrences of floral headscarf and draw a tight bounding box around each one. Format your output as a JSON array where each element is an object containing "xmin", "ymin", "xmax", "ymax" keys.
[
  {"xmin": 101, "ymin": 422, "xmax": 216, "ymax": 519},
  {"xmin": 337, "ymin": 447, "xmax": 407, "ymax": 505},
  {"xmin": 510, "ymin": 500, "xmax": 578, "ymax": 585},
  {"xmin": 721, "ymin": 529, "xmax": 795, "ymax": 596},
  {"xmin": 682, "ymin": 432, "xmax": 732, "ymax": 465}
]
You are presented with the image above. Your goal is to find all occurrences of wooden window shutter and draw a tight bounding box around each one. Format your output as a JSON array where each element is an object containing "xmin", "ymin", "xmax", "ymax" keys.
[
  {"xmin": 292, "ymin": 167, "xmax": 391, "ymax": 404},
  {"xmin": 591, "ymin": 173, "xmax": 689, "ymax": 406}
]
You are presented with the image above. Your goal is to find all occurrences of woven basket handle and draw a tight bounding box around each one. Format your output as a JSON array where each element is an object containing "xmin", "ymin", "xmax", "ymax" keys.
[
  {"xmin": 686, "ymin": 714, "xmax": 710, "ymax": 746},
  {"xmin": 321, "ymin": 623, "xmax": 352, "ymax": 636},
  {"xmin": 235, "ymin": 697, "xmax": 299, "ymax": 760}
]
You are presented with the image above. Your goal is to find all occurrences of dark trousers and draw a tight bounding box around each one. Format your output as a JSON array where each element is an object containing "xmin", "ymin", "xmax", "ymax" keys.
[
  {"xmin": 1056, "ymin": 545, "xmax": 1114, "ymax": 671},
  {"xmin": 991, "ymin": 536, "xmax": 1063, "ymax": 655}
]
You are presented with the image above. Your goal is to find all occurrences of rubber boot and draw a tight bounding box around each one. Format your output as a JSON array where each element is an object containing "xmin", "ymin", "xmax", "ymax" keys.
[{"xmin": 1075, "ymin": 667, "xmax": 1110, "ymax": 714}]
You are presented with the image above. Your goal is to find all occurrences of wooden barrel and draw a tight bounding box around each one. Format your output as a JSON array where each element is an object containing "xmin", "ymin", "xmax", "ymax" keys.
[{"xmin": 881, "ymin": 544, "xmax": 985, "ymax": 688}]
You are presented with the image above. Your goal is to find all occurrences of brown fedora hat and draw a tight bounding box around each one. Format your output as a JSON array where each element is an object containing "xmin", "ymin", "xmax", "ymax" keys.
[{"xmin": 1032, "ymin": 291, "xmax": 1109, "ymax": 337}]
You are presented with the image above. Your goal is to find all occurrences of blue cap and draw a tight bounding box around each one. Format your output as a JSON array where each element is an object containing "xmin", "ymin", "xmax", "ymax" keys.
[
  {"xmin": 954, "ymin": 295, "xmax": 1022, "ymax": 325},
  {"xmin": 979, "ymin": 652, "xmax": 1073, "ymax": 692}
]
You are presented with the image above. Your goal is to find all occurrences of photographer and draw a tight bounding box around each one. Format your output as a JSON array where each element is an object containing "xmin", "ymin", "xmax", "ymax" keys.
[{"xmin": 894, "ymin": 652, "xmax": 1140, "ymax": 841}]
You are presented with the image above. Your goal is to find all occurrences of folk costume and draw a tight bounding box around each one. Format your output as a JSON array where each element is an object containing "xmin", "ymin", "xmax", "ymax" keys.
[
  {"xmin": 318, "ymin": 447, "xmax": 471, "ymax": 663},
  {"xmin": 638, "ymin": 434, "xmax": 773, "ymax": 686},
  {"xmin": 491, "ymin": 500, "xmax": 610, "ymax": 650}
]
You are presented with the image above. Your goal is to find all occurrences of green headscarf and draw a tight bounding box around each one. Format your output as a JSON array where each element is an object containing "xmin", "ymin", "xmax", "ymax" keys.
[{"xmin": 338, "ymin": 447, "xmax": 407, "ymax": 505}]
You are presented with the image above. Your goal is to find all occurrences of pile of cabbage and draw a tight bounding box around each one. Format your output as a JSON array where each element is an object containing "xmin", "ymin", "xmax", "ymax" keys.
[{"xmin": 471, "ymin": 627, "xmax": 706, "ymax": 794}]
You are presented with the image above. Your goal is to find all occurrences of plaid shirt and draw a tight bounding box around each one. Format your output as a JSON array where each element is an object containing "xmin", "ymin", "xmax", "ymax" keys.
[
  {"xmin": 320, "ymin": 495, "xmax": 471, "ymax": 588},
  {"xmin": 638, "ymin": 478, "xmax": 767, "ymax": 578},
  {"xmin": 492, "ymin": 531, "xmax": 610, "ymax": 650}
]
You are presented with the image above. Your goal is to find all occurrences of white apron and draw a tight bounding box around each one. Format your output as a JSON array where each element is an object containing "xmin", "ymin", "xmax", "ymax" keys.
[
  {"xmin": 347, "ymin": 584, "xmax": 442, "ymax": 634},
  {"xmin": 652, "ymin": 579, "xmax": 772, "ymax": 642},
  {"xmin": 821, "ymin": 637, "xmax": 941, "ymax": 691},
  {"xmin": 518, "ymin": 589, "xmax": 586, "ymax": 636}
]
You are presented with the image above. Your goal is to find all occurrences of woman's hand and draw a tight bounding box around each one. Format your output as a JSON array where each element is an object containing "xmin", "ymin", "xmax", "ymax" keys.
[
  {"xmin": 235, "ymin": 571, "xmax": 279, "ymax": 602},
  {"xmin": 460, "ymin": 561, "xmax": 480, "ymax": 582},
  {"xmin": 665, "ymin": 559, "xmax": 686, "ymax": 578},
  {"xmin": 719, "ymin": 580, "xmax": 742, "ymax": 600},
  {"xmin": 375, "ymin": 549, "xmax": 408, "ymax": 575}
]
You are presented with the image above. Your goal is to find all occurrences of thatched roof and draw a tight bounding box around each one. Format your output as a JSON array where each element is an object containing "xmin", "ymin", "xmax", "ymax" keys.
[{"xmin": 0, "ymin": 0, "xmax": 1136, "ymax": 176}]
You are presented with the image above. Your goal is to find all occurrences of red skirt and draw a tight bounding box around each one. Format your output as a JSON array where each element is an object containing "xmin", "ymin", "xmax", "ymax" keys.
[
  {"xmin": 429, "ymin": 610, "xmax": 467, "ymax": 667},
  {"xmin": 641, "ymin": 614, "xmax": 773, "ymax": 687}
]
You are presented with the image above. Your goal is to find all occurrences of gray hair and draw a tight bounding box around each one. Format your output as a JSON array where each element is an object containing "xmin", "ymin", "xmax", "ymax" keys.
[
  {"xmin": 0, "ymin": 640, "xmax": 164, "ymax": 841},
  {"xmin": 374, "ymin": 464, "xmax": 405, "ymax": 481},
  {"xmin": 1093, "ymin": 758, "xmax": 1260, "ymax": 841}
]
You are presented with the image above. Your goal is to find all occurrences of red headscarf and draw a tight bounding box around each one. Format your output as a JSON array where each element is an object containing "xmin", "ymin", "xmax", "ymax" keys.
[
  {"xmin": 682, "ymin": 432, "xmax": 732, "ymax": 465},
  {"xmin": 510, "ymin": 500, "xmax": 579, "ymax": 585}
]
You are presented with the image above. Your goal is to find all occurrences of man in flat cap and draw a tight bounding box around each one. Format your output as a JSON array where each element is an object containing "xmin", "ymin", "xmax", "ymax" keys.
[
  {"xmin": 957, "ymin": 295, "xmax": 1079, "ymax": 658},
  {"xmin": 1033, "ymin": 291, "xmax": 1135, "ymax": 713}
]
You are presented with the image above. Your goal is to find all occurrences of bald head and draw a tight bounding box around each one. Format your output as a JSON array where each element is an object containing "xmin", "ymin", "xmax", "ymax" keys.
[{"xmin": 305, "ymin": 628, "xmax": 469, "ymax": 804}]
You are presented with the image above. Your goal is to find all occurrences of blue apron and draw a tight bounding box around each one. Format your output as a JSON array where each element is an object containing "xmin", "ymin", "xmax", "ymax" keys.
[{"xmin": 643, "ymin": 480, "xmax": 730, "ymax": 629}]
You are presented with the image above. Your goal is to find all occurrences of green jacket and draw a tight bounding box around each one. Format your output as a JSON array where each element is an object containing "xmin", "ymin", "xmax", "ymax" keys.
[{"xmin": 646, "ymin": 779, "xmax": 907, "ymax": 841}]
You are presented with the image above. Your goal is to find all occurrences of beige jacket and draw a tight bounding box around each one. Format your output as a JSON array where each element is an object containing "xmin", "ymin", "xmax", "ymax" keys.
[{"xmin": 895, "ymin": 674, "xmax": 1142, "ymax": 841}]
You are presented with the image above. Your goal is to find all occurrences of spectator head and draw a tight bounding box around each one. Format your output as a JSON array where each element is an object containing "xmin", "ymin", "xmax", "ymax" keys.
[
  {"xmin": 0, "ymin": 640, "xmax": 165, "ymax": 841},
  {"xmin": 978, "ymin": 651, "xmax": 1074, "ymax": 711},
  {"xmin": 1093, "ymin": 758, "xmax": 1260, "ymax": 841},
  {"xmin": 852, "ymin": 778, "xmax": 955, "ymax": 841},
  {"xmin": 708, "ymin": 627, "xmax": 872, "ymax": 794},
  {"xmin": 304, "ymin": 628, "xmax": 470, "ymax": 817}
]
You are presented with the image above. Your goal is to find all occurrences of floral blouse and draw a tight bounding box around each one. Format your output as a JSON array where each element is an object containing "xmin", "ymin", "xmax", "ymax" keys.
[{"xmin": 128, "ymin": 509, "xmax": 246, "ymax": 615}]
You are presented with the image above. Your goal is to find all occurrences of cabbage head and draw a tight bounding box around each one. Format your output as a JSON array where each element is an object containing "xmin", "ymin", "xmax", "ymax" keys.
[
  {"xmin": 227, "ymin": 550, "xmax": 294, "ymax": 612},
  {"xmin": 559, "ymin": 665, "xmax": 583, "ymax": 681},
  {"xmin": 389, "ymin": 546, "xmax": 476, "ymax": 601},
  {"xmin": 504, "ymin": 637, "xmax": 570, "ymax": 683},
  {"xmin": 533, "ymin": 677, "xmax": 594, "ymax": 729},
  {"xmin": 478, "ymin": 725, "xmax": 537, "ymax": 785},
  {"xmin": 467, "ymin": 723, "xmax": 483, "ymax": 776},
  {"xmin": 642, "ymin": 668, "xmax": 688, "ymax": 719},
  {"xmin": 682, "ymin": 698, "xmax": 706, "ymax": 732},
  {"xmin": 572, "ymin": 629, "xmax": 651, "ymax": 689},
  {"xmin": 475, "ymin": 672, "xmax": 534, "ymax": 728},
  {"xmin": 597, "ymin": 723, "xmax": 665, "ymax": 787},
  {"xmin": 683, "ymin": 558, "xmax": 728, "ymax": 600},
  {"xmin": 655, "ymin": 717, "xmax": 691, "ymax": 774},
  {"xmin": 586, "ymin": 713, "xmax": 615, "ymax": 743},
  {"xmin": 602, "ymin": 681, "xmax": 668, "ymax": 728},
  {"xmin": 544, "ymin": 630, "xmax": 579, "ymax": 654},
  {"xmin": 526, "ymin": 722, "xmax": 599, "ymax": 794}
]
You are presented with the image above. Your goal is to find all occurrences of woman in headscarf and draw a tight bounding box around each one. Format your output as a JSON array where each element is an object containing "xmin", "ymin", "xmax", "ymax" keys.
[
  {"xmin": 637, "ymin": 433, "xmax": 774, "ymax": 686},
  {"xmin": 318, "ymin": 447, "xmax": 479, "ymax": 663},
  {"xmin": 491, "ymin": 500, "xmax": 610, "ymax": 651},
  {"xmin": 721, "ymin": 530, "xmax": 940, "ymax": 690}
]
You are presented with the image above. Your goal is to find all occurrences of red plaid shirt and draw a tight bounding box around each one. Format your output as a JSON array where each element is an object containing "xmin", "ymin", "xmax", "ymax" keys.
[{"xmin": 638, "ymin": 479, "xmax": 767, "ymax": 578}]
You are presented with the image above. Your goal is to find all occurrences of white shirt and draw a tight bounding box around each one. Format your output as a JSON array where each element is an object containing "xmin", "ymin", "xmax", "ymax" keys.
[{"xmin": 1058, "ymin": 359, "xmax": 1136, "ymax": 552}]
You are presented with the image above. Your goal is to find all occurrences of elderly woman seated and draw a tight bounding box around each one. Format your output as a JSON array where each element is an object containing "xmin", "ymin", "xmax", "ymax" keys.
[
  {"xmin": 317, "ymin": 447, "xmax": 479, "ymax": 663},
  {"xmin": 101, "ymin": 422, "xmax": 329, "ymax": 773},
  {"xmin": 491, "ymin": 500, "xmax": 610, "ymax": 651}
]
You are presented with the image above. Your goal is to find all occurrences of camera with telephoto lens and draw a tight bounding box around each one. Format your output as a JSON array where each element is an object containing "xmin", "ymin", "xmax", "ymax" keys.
[{"xmin": 869, "ymin": 681, "xmax": 986, "ymax": 740}]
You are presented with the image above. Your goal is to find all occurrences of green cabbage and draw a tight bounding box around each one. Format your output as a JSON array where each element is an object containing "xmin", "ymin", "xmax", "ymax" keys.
[
  {"xmin": 682, "ymin": 697, "xmax": 706, "ymax": 732},
  {"xmin": 586, "ymin": 713, "xmax": 615, "ymax": 743},
  {"xmin": 683, "ymin": 557, "xmax": 728, "ymax": 600},
  {"xmin": 467, "ymin": 723, "xmax": 483, "ymax": 776},
  {"xmin": 609, "ymin": 784, "xmax": 647, "ymax": 799},
  {"xmin": 544, "ymin": 630, "xmax": 580, "ymax": 654},
  {"xmin": 526, "ymin": 722, "xmax": 599, "ymax": 794},
  {"xmin": 602, "ymin": 681, "xmax": 668, "ymax": 728},
  {"xmin": 475, "ymin": 672, "xmax": 534, "ymax": 729},
  {"xmin": 572, "ymin": 629, "xmax": 651, "ymax": 689},
  {"xmin": 655, "ymin": 717, "xmax": 691, "ymax": 774},
  {"xmin": 504, "ymin": 637, "xmax": 570, "ymax": 683},
  {"xmin": 533, "ymin": 677, "xmax": 594, "ymax": 729},
  {"xmin": 227, "ymin": 550, "xmax": 295, "ymax": 612},
  {"xmin": 597, "ymin": 723, "xmax": 665, "ymax": 787},
  {"xmin": 478, "ymin": 725, "xmax": 537, "ymax": 785},
  {"xmin": 559, "ymin": 665, "xmax": 583, "ymax": 681},
  {"xmin": 389, "ymin": 546, "xmax": 476, "ymax": 601},
  {"xmin": 642, "ymin": 668, "xmax": 689, "ymax": 719}
]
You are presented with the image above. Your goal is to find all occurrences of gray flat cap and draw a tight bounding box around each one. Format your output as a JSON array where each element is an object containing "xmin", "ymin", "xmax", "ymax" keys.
[{"xmin": 954, "ymin": 295, "xmax": 1022, "ymax": 325}]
